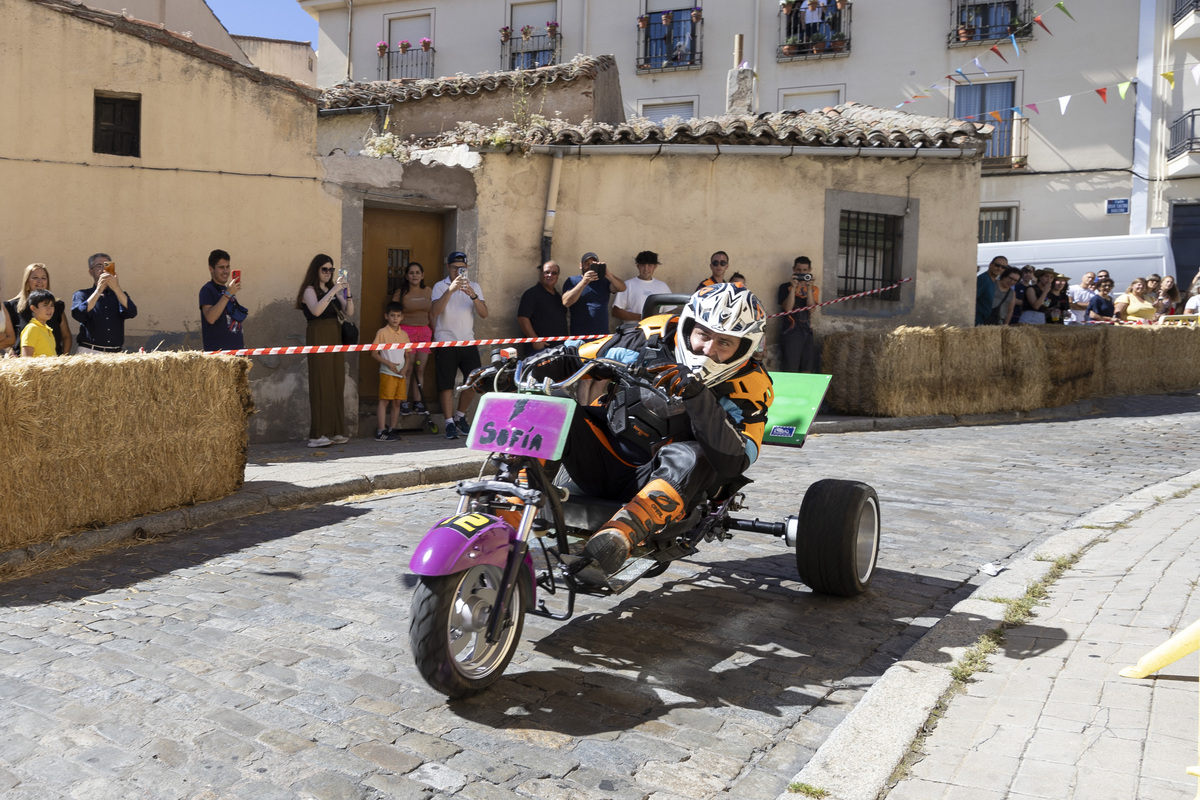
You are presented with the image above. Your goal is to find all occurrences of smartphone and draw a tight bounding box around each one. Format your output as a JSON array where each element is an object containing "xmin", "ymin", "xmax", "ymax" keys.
[
  {"xmin": 592, "ymin": 262, "xmax": 607, "ymax": 281},
  {"xmin": 231, "ymin": 270, "xmax": 241, "ymax": 282},
  {"xmin": 103, "ymin": 262, "xmax": 116, "ymax": 275},
  {"xmin": 457, "ymin": 267, "xmax": 469, "ymax": 279},
  {"xmin": 338, "ymin": 268, "xmax": 348, "ymax": 282}
]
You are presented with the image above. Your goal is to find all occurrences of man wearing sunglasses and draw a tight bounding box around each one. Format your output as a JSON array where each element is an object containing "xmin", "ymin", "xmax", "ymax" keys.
[{"xmin": 696, "ymin": 251, "xmax": 729, "ymax": 291}]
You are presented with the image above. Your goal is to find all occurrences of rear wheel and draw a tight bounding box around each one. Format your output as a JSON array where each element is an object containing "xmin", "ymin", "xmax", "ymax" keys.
[
  {"xmin": 796, "ymin": 479, "xmax": 880, "ymax": 596},
  {"xmin": 409, "ymin": 564, "xmax": 526, "ymax": 698}
]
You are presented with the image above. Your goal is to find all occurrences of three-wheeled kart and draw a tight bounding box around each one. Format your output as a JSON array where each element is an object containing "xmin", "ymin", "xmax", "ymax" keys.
[{"xmin": 408, "ymin": 351, "xmax": 880, "ymax": 698}]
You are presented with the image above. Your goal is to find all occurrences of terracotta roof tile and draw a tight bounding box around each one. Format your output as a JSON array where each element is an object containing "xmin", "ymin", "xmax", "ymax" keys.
[{"xmin": 325, "ymin": 56, "xmax": 991, "ymax": 150}]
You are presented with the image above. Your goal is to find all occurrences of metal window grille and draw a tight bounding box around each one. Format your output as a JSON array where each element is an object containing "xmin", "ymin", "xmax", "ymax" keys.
[
  {"xmin": 387, "ymin": 249, "xmax": 411, "ymax": 300},
  {"xmin": 979, "ymin": 208, "xmax": 1013, "ymax": 243},
  {"xmin": 1169, "ymin": 110, "xmax": 1200, "ymax": 160},
  {"xmin": 383, "ymin": 48, "xmax": 435, "ymax": 80},
  {"xmin": 949, "ymin": 0, "xmax": 1035, "ymax": 45},
  {"xmin": 838, "ymin": 211, "xmax": 901, "ymax": 301},
  {"xmin": 636, "ymin": 9, "xmax": 703, "ymax": 72},
  {"xmin": 1174, "ymin": 0, "xmax": 1200, "ymax": 25},
  {"xmin": 93, "ymin": 94, "xmax": 140, "ymax": 157},
  {"xmin": 502, "ymin": 34, "xmax": 560, "ymax": 70}
]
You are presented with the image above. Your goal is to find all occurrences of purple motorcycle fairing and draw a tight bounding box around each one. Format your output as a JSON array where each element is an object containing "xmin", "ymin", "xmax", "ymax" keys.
[{"xmin": 409, "ymin": 513, "xmax": 537, "ymax": 599}]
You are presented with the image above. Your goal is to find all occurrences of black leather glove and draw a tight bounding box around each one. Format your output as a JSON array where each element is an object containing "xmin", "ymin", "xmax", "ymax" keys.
[{"xmin": 647, "ymin": 362, "xmax": 705, "ymax": 400}]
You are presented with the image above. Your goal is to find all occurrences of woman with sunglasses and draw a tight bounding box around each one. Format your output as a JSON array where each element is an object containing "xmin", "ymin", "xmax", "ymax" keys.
[
  {"xmin": 295, "ymin": 254, "xmax": 354, "ymax": 447},
  {"xmin": 1087, "ymin": 278, "xmax": 1117, "ymax": 323}
]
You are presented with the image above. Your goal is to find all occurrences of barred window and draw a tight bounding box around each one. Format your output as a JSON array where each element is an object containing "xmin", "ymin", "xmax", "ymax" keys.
[
  {"xmin": 386, "ymin": 248, "xmax": 411, "ymax": 299},
  {"xmin": 979, "ymin": 207, "xmax": 1014, "ymax": 243},
  {"xmin": 837, "ymin": 210, "xmax": 901, "ymax": 301}
]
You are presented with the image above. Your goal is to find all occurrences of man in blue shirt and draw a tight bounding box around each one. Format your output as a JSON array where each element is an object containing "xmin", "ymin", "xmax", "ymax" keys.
[
  {"xmin": 199, "ymin": 249, "xmax": 245, "ymax": 351},
  {"xmin": 975, "ymin": 255, "xmax": 1007, "ymax": 326},
  {"xmin": 561, "ymin": 251, "xmax": 627, "ymax": 336},
  {"xmin": 72, "ymin": 252, "xmax": 137, "ymax": 353}
]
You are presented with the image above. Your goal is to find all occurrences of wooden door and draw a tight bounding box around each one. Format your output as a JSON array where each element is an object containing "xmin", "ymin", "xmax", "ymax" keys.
[{"xmin": 360, "ymin": 207, "xmax": 444, "ymax": 401}]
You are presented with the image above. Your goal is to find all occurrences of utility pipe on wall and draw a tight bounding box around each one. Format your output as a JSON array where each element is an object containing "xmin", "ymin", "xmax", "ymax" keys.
[
  {"xmin": 345, "ymin": 0, "xmax": 354, "ymax": 82},
  {"xmin": 540, "ymin": 149, "xmax": 564, "ymax": 263}
]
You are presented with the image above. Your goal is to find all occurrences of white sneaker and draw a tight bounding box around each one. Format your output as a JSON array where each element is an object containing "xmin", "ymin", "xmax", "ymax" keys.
[
  {"xmin": 307, "ymin": 436, "xmax": 332, "ymax": 448},
  {"xmin": 329, "ymin": 435, "xmax": 350, "ymax": 444}
]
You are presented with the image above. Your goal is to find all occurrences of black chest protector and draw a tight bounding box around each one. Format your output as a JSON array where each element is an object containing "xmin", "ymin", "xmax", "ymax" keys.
[{"xmin": 597, "ymin": 320, "xmax": 691, "ymax": 458}]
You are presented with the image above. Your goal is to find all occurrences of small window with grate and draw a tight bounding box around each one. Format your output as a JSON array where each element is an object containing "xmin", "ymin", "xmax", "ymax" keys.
[
  {"xmin": 979, "ymin": 207, "xmax": 1015, "ymax": 243},
  {"xmin": 837, "ymin": 210, "xmax": 902, "ymax": 301},
  {"xmin": 93, "ymin": 92, "xmax": 140, "ymax": 157},
  {"xmin": 386, "ymin": 248, "xmax": 411, "ymax": 300}
]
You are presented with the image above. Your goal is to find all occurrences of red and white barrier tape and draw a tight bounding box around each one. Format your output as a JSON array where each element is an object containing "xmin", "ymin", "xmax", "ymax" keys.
[{"xmin": 210, "ymin": 278, "xmax": 914, "ymax": 357}]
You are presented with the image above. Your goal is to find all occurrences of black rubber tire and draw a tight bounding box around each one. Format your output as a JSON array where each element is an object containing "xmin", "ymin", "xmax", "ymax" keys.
[
  {"xmin": 409, "ymin": 564, "xmax": 526, "ymax": 698},
  {"xmin": 796, "ymin": 479, "xmax": 880, "ymax": 597}
]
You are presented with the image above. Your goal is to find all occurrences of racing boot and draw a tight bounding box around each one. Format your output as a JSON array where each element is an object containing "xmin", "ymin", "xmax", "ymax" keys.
[{"xmin": 583, "ymin": 479, "xmax": 687, "ymax": 576}]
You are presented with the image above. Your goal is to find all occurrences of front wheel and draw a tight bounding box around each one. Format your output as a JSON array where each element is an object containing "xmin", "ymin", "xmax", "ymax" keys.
[
  {"xmin": 409, "ymin": 564, "xmax": 526, "ymax": 698},
  {"xmin": 796, "ymin": 479, "xmax": 880, "ymax": 597}
]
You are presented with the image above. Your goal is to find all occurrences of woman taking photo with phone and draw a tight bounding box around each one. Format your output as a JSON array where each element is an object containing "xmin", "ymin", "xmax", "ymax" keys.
[{"xmin": 296, "ymin": 254, "xmax": 354, "ymax": 447}]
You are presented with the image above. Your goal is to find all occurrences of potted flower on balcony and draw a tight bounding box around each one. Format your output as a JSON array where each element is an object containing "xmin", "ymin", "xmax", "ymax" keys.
[
  {"xmin": 521, "ymin": 24, "xmax": 534, "ymax": 40},
  {"xmin": 830, "ymin": 31, "xmax": 846, "ymax": 51},
  {"xmin": 398, "ymin": 39, "xmax": 411, "ymax": 53},
  {"xmin": 499, "ymin": 25, "xmax": 512, "ymax": 42},
  {"xmin": 546, "ymin": 20, "xmax": 560, "ymax": 37},
  {"xmin": 691, "ymin": 7, "xmax": 702, "ymax": 22},
  {"xmin": 810, "ymin": 30, "xmax": 826, "ymax": 53},
  {"xmin": 420, "ymin": 37, "xmax": 432, "ymax": 51},
  {"xmin": 782, "ymin": 35, "xmax": 801, "ymax": 56},
  {"xmin": 376, "ymin": 40, "xmax": 388, "ymax": 56},
  {"xmin": 661, "ymin": 11, "xmax": 674, "ymax": 27},
  {"xmin": 637, "ymin": 14, "xmax": 650, "ymax": 28}
]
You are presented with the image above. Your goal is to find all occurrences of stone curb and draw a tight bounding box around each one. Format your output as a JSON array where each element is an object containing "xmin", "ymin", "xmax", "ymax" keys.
[
  {"xmin": 0, "ymin": 460, "xmax": 485, "ymax": 571},
  {"xmin": 778, "ymin": 466, "xmax": 1200, "ymax": 800}
]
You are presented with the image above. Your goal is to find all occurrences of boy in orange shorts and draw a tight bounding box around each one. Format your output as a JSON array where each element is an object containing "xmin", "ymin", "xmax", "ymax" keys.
[{"xmin": 371, "ymin": 302, "xmax": 410, "ymax": 440}]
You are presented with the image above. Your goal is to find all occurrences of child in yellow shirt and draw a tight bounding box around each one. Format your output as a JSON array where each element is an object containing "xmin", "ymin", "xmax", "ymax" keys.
[
  {"xmin": 371, "ymin": 302, "xmax": 411, "ymax": 440},
  {"xmin": 20, "ymin": 290, "xmax": 58, "ymax": 357}
]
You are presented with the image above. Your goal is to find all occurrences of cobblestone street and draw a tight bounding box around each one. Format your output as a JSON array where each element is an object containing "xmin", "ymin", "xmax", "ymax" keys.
[{"xmin": 1, "ymin": 392, "xmax": 1198, "ymax": 799}]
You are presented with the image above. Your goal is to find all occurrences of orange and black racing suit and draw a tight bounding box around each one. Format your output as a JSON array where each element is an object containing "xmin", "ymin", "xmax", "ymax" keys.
[{"xmin": 538, "ymin": 314, "xmax": 774, "ymax": 544}]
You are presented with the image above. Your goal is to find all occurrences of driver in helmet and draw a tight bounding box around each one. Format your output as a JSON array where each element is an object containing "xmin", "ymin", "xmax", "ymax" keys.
[{"xmin": 518, "ymin": 283, "xmax": 775, "ymax": 577}]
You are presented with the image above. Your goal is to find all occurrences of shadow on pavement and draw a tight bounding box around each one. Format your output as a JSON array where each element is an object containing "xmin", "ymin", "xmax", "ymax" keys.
[{"xmin": 0, "ymin": 504, "xmax": 369, "ymax": 608}]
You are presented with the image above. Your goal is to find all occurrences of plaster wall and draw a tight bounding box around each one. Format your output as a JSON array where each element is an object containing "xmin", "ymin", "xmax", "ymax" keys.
[
  {"xmin": 1, "ymin": 0, "xmax": 343, "ymax": 443},
  {"xmin": 232, "ymin": 36, "xmax": 319, "ymax": 86}
]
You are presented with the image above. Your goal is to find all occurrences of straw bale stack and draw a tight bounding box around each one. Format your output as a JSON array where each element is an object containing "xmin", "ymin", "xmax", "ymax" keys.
[
  {"xmin": 0, "ymin": 352, "xmax": 252, "ymax": 551},
  {"xmin": 821, "ymin": 324, "xmax": 1200, "ymax": 417}
]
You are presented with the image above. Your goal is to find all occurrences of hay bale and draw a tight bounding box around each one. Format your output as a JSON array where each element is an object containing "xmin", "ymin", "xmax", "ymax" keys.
[
  {"xmin": 0, "ymin": 353, "xmax": 252, "ymax": 550},
  {"xmin": 823, "ymin": 331, "xmax": 886, "ymax": 415},
  {"xmin": 1099, "ymin": 324, "xmax": 1200, "ymax": 396},
  {"xmin": 1036, "ymin": 325, "xmax": 1103, "ymax": 407}
]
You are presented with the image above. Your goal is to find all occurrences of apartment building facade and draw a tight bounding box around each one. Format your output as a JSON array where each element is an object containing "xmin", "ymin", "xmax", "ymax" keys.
[{"xmin": 299, "ymin": 0, "xmax": 1200, "ymax": 286}]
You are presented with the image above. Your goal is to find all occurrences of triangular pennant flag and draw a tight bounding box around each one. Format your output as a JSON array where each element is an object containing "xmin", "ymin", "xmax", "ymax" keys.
[
  {"xmin": 1055, "ymin": 1, "xmax": 1075, "ymax": 21},
  {"xmin": 1096, "ymin": 88, "xmax": 1107, "ymax": 103},
  {"xmin": 1118, "ymin": 81, "xmax": 1132, "ymax": 99},
  {"xmin": 973, "ymin": 57, "xmax": 990, "ymax": 75},
  {"xmin": 1162, "ymin": 71, "xmax": 1176, "ymax": 89},
  {"xmin": 1191, "ymin": 65, "xmax": 1200, "ymax": 85},
  {"xmin": 1035, "ymin": 15, "xmax": 1053, "ymax": 35},
  {"xmin": 955, "ymin": 68, "xmax": 972, "ymax": 85},
  {"xmin": 1059, "ymin": 95, "xmax": 1071, "ymax": 115},
  {"xmin": 988, "ymin": 111, "xmax": 1003, "ymax": 123},
  {"xmin": 1011, "ymin": 35, "xmax": 1020, "ymax": 57},
  {"xmin": 988, "ymin": 46, "xmax": 1008, "ymax": 64},
  {"xmin": 1027, "ymin": 102, "xmax": 1039, "ymax": 115},
  {"xmin": 912, "ymin": 95, "xmax": 930, "ymax": 99},
  {"xmin": 1011, "ymin": 106, "xmax": 1023, "ymax": 118}
]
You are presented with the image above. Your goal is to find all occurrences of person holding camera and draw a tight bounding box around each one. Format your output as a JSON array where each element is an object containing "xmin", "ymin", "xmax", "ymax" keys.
[
  {"xmin": 430, "ymin": 251, "xmax": 487, "ymax": 439},
  {"xmin": 777, "ymin": 256, "xmax": 821, "ymax": 373},
  {"xmin": 72, "ymin": 252, "xmax": 137, "ymax": 354},
  {"xmin": 562, "ymin": 251, "xmax": 626, "ymax": 336}
]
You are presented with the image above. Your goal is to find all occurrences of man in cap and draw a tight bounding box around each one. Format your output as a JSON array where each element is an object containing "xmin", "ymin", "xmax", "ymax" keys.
[
  {"xmin": 562, "ymin": 251, "xmax": 626, "ymax": 336},
  {"xmin": 613, "ymin": 250, "xmax": 671, "ymax": 323},
  {"xmin": 430, "ymin": 250, "xmax": 488, "ymax": 440}
]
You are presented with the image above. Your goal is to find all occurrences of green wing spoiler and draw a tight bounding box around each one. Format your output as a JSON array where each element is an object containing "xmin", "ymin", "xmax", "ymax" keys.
[{"xmin": 762, "ymin": 372, "xmax": 831, "ymax": 448}]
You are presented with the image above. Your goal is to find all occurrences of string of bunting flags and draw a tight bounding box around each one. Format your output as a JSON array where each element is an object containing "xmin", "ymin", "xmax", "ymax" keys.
[{"xmin": 896, "ymin": 1, "xmax": 1200, "ymax": 124}]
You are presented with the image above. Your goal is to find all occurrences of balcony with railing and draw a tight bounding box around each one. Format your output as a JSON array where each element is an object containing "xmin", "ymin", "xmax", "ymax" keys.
[
  {"xmin": 501, "ymin": 32, "xmax": 561, "ymax": 70},
  {"xmin": 635, "ymin": 9, "xmax": 703, "ymax": 73},
  {"xmin": 980, "ymin": 115, "xmax": 1028, "ymax": 172},
  {"xmin": 1168, "ymin": 110, "xmax": 1200, "ymax": 176},
  {"xmin": 777, "ymin": 2, "xmax": 852, "ymax": 62},
  {"xmin": 1174, "ymin": 0, "xmax": 1200, "ymax": 38},
  {"xmin": 379, "ymin": 47, "xmax": 436, "ymax": 81},
  {"xmin": 948, "ymin": 1, "xmax": 1036, "ymax": 46}
]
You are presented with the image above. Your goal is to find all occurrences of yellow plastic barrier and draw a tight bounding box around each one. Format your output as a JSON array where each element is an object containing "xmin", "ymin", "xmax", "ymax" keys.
[{"xmin": 1120, "ymin": 618, "xmax": 1200, "ymax": 797}]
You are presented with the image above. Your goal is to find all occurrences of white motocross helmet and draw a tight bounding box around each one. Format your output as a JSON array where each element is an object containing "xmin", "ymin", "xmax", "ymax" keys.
[{"xmin": 674, "ymin": 283, "xmax": 767, "ymax": 386}]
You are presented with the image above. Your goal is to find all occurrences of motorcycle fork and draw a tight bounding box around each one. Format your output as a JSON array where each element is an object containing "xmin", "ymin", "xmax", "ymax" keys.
[{"xmin": 465, "ymin": 499, "xmax": 538, "ymax": 646}]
